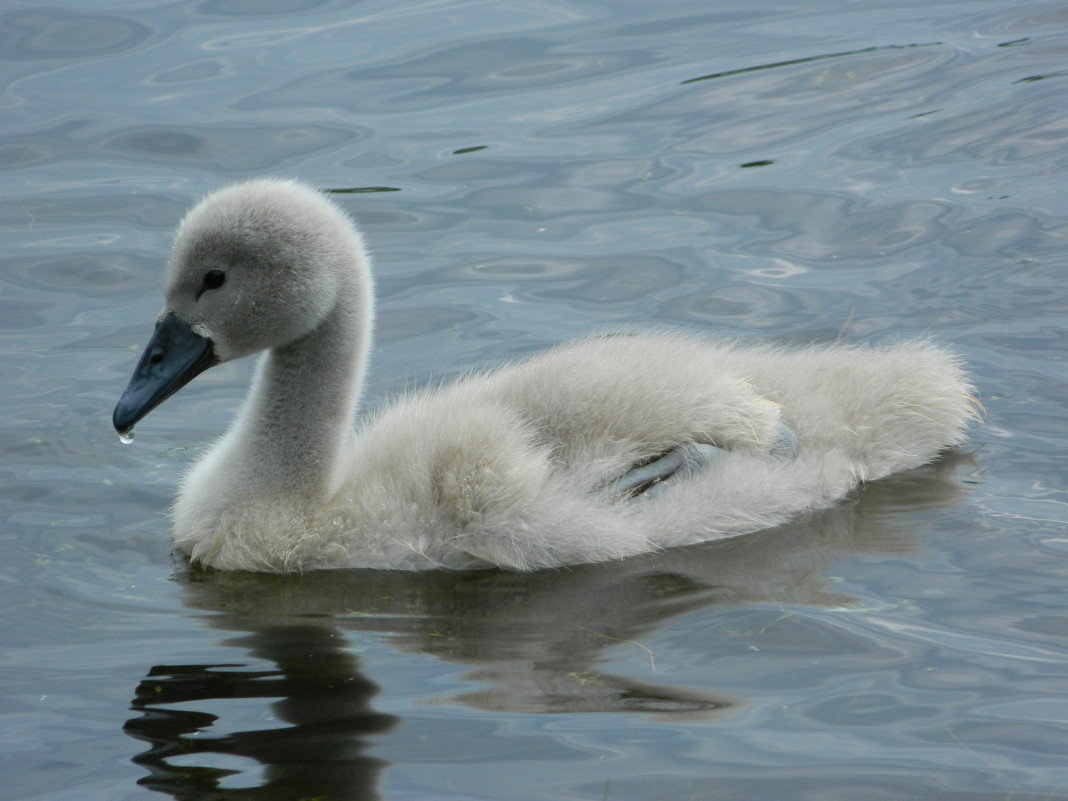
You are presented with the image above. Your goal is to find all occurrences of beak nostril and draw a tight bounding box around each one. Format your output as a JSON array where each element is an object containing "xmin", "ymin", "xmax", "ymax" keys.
[{"xmin": 113, "ymin": 312, "xmax": 217, "ymax": 436}]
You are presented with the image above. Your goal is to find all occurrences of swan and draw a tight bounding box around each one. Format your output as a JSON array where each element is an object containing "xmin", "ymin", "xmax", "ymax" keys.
[{"xmin": 113, "ymin": 178, "xmax": 976, "ymax": 573}]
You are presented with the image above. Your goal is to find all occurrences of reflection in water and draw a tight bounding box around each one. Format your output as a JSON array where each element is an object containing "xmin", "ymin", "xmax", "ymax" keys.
[
  {"xmin": 125, "ymin": 624, "xmax": 395, "ymax": 800},
  {"xmin": 679, "ymin": 41, "xmax": 942, "ymax": 84},
  {"xmin": 125, "ymin": 456, "xmax": 970, "ymax": 799}
]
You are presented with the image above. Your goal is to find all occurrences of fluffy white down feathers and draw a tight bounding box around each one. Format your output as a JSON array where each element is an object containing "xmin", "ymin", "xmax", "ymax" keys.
[{"xmin": 114, "ymin": 178, "xmax": 976, "ymax": 572}]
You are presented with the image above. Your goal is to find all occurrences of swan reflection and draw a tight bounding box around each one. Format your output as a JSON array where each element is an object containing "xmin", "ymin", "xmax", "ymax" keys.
[{"xmin": 125, "ymin": 456, "xmax": 970, "ymax": 799}]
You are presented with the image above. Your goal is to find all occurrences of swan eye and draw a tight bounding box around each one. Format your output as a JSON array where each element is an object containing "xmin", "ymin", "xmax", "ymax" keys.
[
  {"xmin": 202, "ymin": 269, "xmax": 227, "ymax": 291},
  {"xmin": 195, "ymin": 269, "xmax": 227, "ymax": 301}
]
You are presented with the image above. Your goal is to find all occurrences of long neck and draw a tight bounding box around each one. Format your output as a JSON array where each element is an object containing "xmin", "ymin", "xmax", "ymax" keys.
[{"xmin": 231, "ymin": 270, "xmax": 373, "ymax": 501}]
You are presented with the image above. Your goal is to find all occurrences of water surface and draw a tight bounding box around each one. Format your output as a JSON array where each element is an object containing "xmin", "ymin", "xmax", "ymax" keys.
[{"xmin": 2, "ymin": 1, "xmax": 1067, "ymax": 799}]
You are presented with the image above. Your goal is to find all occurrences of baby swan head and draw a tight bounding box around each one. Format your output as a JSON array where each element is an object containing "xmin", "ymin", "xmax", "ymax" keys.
[
  {"xmin": 113, "ymin": 178, "xmax": 370, "ymax": 436},
  {"xmin": 166, "ymin": 178, "xmax": 364, "ymax": 362}
]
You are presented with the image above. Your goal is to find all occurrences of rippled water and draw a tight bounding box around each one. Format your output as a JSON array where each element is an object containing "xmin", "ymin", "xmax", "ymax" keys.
[{"xmin": 3, "ymin": 1, "xmax": 1068, "ymax": 799}]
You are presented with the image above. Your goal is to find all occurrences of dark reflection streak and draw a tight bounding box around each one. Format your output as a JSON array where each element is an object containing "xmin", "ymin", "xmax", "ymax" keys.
[
  {"xmin": 680, "ymin": 42, "xmax": 942, "ymax": 85},
  {"xmin": 1012, "ymin": 72, "xmax": 1068, "ymax": 84},
  {"xmin": 325, "ymin": 186, "xmax": 401, "ymax": 194},
  {"xmin": 125, "ymin": 625, "xmax": 395, "ymax": 801}
]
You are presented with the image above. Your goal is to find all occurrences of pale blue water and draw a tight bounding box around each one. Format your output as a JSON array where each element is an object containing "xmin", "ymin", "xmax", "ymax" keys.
[{"xmin": 2, "ymin": 1, "xmax": 1067, "ymax": 799}]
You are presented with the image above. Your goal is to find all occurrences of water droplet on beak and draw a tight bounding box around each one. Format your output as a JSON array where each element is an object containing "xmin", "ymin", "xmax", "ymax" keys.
[{"xmin": 119, "ymin": 429, "xmax": 135, "ymax": 445}]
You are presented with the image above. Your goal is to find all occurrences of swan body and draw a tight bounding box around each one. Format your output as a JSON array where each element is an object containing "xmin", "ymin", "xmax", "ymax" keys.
[{"xmin": 113, "ymin": 178, "xmax": 975, "ymax": 573}]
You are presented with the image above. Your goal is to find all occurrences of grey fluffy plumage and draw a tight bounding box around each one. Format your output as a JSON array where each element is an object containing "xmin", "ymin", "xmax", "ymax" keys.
[{"xmin": 113, "ymin": 178, "xmax": 977, "ymax": 572}]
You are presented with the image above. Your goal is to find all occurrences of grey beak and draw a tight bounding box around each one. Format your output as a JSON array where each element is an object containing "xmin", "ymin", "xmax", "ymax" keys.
[{"xmin": 112, "ymin": 313, "xmax": 218, "ymax": 436}]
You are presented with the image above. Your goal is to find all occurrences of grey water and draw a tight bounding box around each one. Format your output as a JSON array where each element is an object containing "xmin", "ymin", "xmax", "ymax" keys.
[{"xmin": 2, "ymin": 1, "xmax": 1067, "ymax": 799}]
